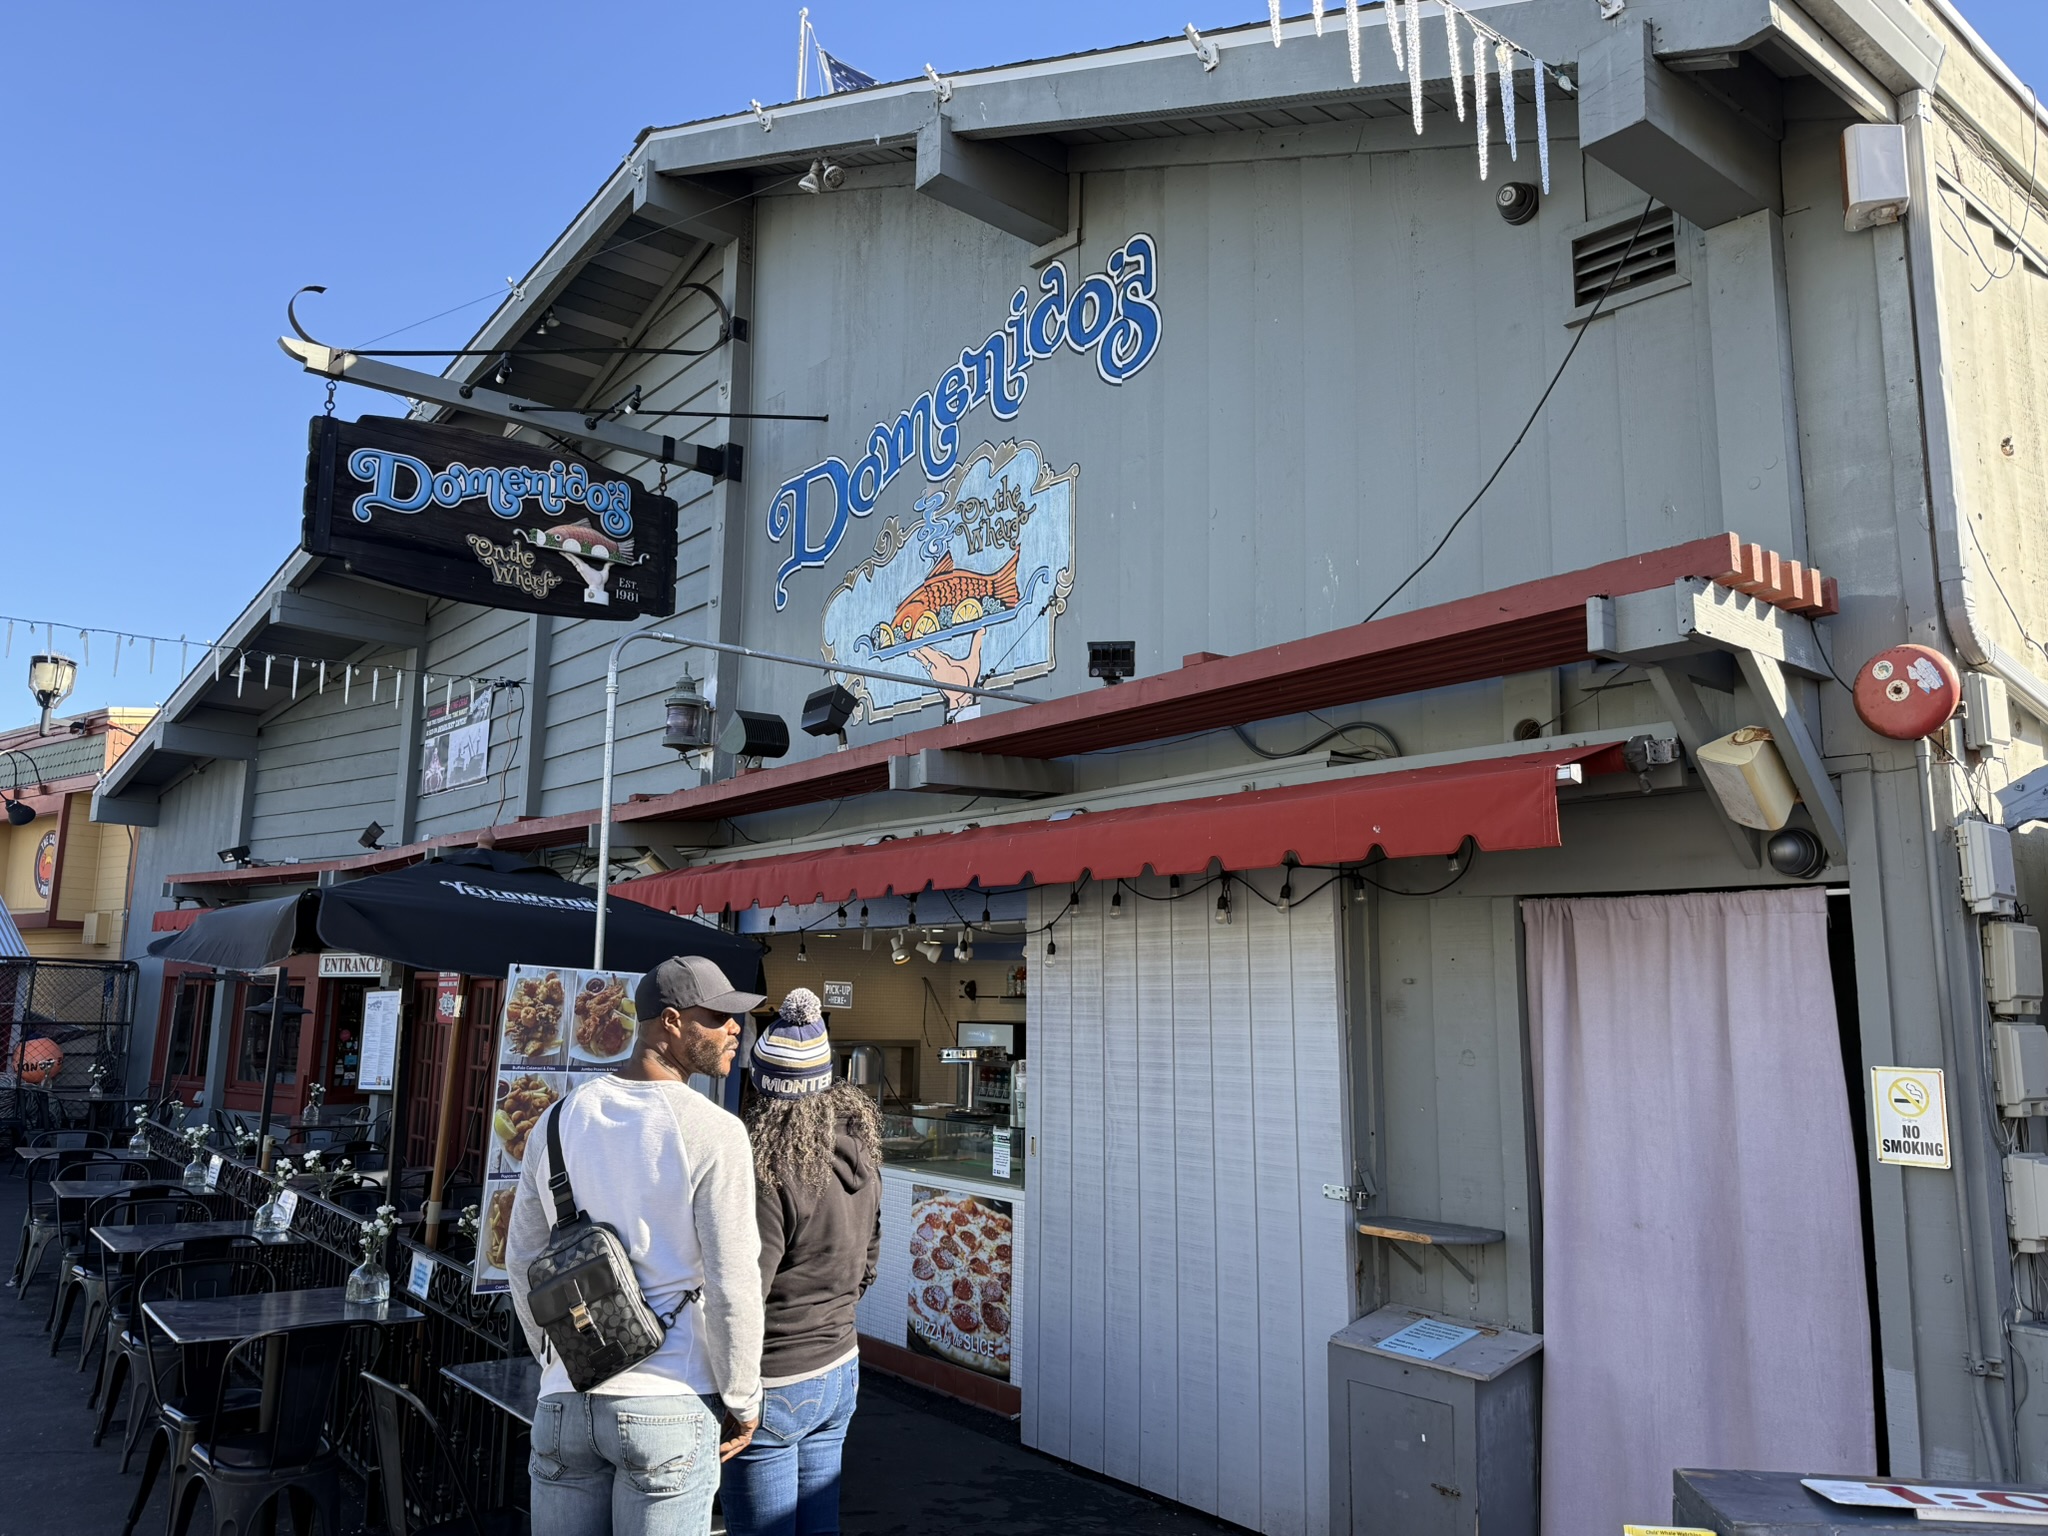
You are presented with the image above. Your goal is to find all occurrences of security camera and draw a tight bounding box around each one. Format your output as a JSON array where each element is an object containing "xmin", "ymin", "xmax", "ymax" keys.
[{"xmin": 1496, "ymin": 183, "xmax": 1540, "ymax": 226}]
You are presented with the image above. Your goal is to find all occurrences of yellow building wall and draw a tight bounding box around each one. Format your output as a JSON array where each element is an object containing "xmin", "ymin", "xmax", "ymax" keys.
[{"xmin": 1, "ymin": 793, "xmax": 135, "ymax": 959}]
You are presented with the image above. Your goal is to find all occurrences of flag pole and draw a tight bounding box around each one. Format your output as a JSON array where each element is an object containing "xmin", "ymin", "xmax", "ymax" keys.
[{"xmin": 797, "ymin": 7, "xmax": 810, "ymax": 100}]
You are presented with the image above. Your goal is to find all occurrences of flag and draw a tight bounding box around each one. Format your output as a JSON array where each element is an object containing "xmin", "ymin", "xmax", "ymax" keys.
[{"xmin": 818, "ymin": 48, "xmax": 877, "ymax": 93}]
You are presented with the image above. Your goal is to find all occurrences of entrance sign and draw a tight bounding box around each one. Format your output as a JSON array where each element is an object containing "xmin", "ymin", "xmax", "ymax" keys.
[
  {"xmin": 303, "ymin": 416, "xmax": 679, "ymax": 619},
  {"xmin": 1872, "ymin": 1066, "xmax": 1951, "ymax": 1168},
  {"xmin": 768, "ymin": 233, "xmax": 1160, "ymax": 607},
  {"xmin": 319, "ymin": 953, "xmax": 383, "ymax": 979},
  {"xmin": 358, "ymin": 990, "xmax": 402, "ymax": 1093},
  {"xmin": 1805, "ymin": 1477, "xmax": 2048, "ymax": 1521}
]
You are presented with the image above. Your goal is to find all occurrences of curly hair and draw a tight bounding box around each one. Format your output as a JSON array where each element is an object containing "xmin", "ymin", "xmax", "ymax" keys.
[{"xmin": 744, "ymin": 1081, "xmax": 880, "ymax": 1194}]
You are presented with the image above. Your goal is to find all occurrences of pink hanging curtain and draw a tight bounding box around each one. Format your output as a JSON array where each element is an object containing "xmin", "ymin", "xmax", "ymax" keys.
[{"xmin": 1524, "ymin": 890, "xmax": 1875, "ymax": 1534}]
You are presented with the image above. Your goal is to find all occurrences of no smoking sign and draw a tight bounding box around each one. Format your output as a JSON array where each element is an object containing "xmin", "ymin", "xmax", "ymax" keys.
[{"xmin": 1872, "ymin": 1067, "xmax": 1951, "ymax": 1169}]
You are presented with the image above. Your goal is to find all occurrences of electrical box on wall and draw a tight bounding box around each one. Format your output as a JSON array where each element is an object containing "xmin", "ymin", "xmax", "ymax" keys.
[
  {"xmin": 1964, "ymin": 672, "xmax": 2013, "ymax": 755},
  {"xmin": 2008, "ymin": 1153, "xmax": 2048, "ymax": 1252},
  {"xmin": 1987, "ymin": 923, "xmax": 2045, "ymax": 1017},
  {"xmin": 1994, "ymin": 1023, "xmax": 2048, "ymax": 1115},
  {"xmin": 1958, "ymin": 820, "xmax": 2021, "ymax": 917},
  {"xmin": 2012, "ymin": 1322, "xmax": 2048, "ymax": 1483},
  {"xmin": 1842, "ymin": 122, "xmax": 1910, "ymax": 231}
]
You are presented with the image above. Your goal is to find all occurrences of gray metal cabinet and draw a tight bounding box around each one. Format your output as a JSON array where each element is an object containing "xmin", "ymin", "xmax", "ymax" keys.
[{"xmin": 1328, "ymin": 1306, "xmax": 1542, "ymax": 1536}]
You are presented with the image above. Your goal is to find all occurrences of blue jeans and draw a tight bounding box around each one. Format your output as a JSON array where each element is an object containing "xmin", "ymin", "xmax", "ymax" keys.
[
  {"xmin": 531, "ymin": 1389, "xmax": 722, "ymax": 1536},
  {"xmin": 719, "ymin": 1358, "xmax": 860, "ymax": 1536}
]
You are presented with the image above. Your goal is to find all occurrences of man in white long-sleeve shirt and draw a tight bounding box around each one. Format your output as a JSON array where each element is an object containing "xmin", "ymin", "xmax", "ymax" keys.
[{"xmin": 507, "ymin": 955, "xmax": 767, "ymax": 1536}]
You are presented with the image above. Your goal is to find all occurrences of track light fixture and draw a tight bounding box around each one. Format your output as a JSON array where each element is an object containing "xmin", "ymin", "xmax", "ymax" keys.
[
  {"xmin": 917, "ymin": 932, "xmax": 945, "ymax": 964},
  {"xmin": 890, "ymin": 930, "xmax": 910, "ymax": 966}
]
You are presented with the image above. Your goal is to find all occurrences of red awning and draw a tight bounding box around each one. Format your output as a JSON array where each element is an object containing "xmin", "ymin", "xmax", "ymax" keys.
[{"xmin": 618, "ymin": 743, "xmax": 1621, "ymax": 914}]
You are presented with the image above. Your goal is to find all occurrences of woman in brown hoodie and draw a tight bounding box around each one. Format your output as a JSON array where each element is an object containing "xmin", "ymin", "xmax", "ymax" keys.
[{"xmin": 723, "ymin": 990, "xmax": 881, "ymax": 1536}]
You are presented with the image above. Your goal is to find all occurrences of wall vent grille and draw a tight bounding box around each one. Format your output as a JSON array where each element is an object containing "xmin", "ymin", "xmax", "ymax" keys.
[{"xmin": 1571, "ymin": 207, "xmax": 1678, "ymax": 308}]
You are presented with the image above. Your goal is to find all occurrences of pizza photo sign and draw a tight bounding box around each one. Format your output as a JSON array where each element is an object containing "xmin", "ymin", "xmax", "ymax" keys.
[{"xmin": 907, "ymin": 1185, "xmax": 1014, "ymax": 1380}]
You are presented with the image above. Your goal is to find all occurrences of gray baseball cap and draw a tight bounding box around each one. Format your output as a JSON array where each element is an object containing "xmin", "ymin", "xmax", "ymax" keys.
[{"xmin": 634, "ymin": 954, "xmax": 765, "ymax": 1021}]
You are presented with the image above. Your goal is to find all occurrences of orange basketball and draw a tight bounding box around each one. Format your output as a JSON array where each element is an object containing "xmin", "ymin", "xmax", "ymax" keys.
[{"xmin": 15, "ymin": 1038, "xmax": 61, "ymax": 1086}]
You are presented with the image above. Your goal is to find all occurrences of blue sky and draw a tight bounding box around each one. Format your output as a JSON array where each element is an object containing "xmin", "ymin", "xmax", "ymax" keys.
[{"xmin": 3, "ymin": 1, "xmax": 2043, "ymax": 718}]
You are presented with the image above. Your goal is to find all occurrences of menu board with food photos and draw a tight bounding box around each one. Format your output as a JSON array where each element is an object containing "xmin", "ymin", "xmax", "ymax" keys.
[{"xmin": 473, "ymin": 963, "xmax": 642, "ymax": 1294}]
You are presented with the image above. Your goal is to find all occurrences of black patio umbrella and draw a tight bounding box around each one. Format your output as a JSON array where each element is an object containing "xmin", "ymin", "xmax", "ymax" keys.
[
  {"xmin": 149, "ymin": 849, "xmax": 759, "ymax": 978},
  {"xmin": 149, "ymin": 850, "xmax": 762, "ymax": 1171}
]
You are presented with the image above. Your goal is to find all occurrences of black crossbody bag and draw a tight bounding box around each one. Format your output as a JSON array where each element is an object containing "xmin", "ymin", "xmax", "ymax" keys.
[{"xmin": 524, "ymin": 1101, "xmax": 699, "ymax": 1392}]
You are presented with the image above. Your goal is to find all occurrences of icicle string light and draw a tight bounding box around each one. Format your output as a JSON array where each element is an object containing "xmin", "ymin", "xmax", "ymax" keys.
[
  {"xmin": 1255, "ymin": 0, "xmax": 1560, "ymax": 187},
  {"xmin": 0, "ymin": 611, "xmax": 510, "ymax": 709},
  {"xmin": 1498, "ymin": 42, "xmax": 1518, "ymax": 161},
  {"xmin": 1475, "ymin": 35, "xmax": 1490, "ymax": 181},
  {"xmin": 1447, "ymin": 5, "xmax": 1466, "ymax": 121},
  {"xmin": 1406, "ymin": 0, "xmax": 1424, "ymax": 134}
]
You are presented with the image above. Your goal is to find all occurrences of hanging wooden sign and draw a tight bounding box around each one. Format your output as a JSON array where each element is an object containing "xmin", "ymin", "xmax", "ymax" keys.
[{"xmin": 302, "ymin": 416, "xmax": 679, "ymax": 620}]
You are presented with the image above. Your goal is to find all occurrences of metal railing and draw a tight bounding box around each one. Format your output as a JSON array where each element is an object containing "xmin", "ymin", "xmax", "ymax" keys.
[{"xmin": 140, "ymin": 1123, "xmax": 528, "ymax": 1519}]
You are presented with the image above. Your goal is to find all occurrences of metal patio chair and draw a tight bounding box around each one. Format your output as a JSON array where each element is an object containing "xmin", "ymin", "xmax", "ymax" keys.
[
  {"xmin": 52, "ymin": 1191, "xmax": 208, "ymax": 1366},
  {"xmin": 121, "ymin": 1256, "xmax": 277, "ymax": 1534},
  {"xmin": 168, "ymin": 1325, "xmax": 351, "ymax": 1536},
  {"xmin": 13, "ymin": 1145, "xmax": 100, "ymax": 1297}
]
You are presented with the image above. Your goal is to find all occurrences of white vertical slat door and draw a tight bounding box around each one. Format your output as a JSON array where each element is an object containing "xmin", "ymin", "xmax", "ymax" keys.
[{"xmin": 1022, "ymin": 875, "xmax": 1351, "ymax": 1536}]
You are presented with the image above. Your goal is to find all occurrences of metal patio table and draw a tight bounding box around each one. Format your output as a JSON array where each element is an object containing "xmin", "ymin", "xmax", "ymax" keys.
[
  {"xmin": 21, "ymin": 1089, "xmax": 151, "ymax": 1136},
  {"xmin": 441, "ymin": 1358, "xmax": 541, "ymax": 1427},
  {"xmin": 92, "ymin": 1219, "xmax": 304, "ymax": 1259},
  {"xmin": 142, "ymin": 1287, "xmax": 425, "ymax": 1345},
  {"xmin": 143, "ymin": 1286, "xmax": 426, "ymax": 1457}
]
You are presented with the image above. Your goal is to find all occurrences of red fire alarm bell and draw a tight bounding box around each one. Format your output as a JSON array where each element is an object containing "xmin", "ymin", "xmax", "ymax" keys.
[{"xmin": 1853, "ymin": 644, "xmax": 1961, "ymax": 739}]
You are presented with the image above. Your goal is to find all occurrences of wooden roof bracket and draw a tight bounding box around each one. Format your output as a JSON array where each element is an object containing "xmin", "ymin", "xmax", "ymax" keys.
[{"xmin": 1588, "ymin": 577, "xmax": 1847, "ymax": 864}]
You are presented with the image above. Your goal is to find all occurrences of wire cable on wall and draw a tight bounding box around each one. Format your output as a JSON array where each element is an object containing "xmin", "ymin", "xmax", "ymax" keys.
[{"xmin": 1361, "ymin": 197, "xmax": 1661, "ymax": 626}]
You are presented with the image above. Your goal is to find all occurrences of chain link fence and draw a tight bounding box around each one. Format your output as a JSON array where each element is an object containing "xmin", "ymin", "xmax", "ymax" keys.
[{"xmin": 0, "ymin": 956, "xmax": 137, "ymax": 1133}]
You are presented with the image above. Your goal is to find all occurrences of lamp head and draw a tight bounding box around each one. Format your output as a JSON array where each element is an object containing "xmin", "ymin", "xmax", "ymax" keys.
[
  {"xmin": 5, "ymin": 798, "xmax": 33, "ymax": 827},
  {"xmin": 1087, "ymin": 641, "xmax": 1136, "ymax": 686},
  {"xmin": 661, "ymin": 668, "xmax": 715, "ymax": 755},
  {"xmin": 358, "ymin": 821, "xmax": 385, "ymax": 851},
  {"xmin": 28, "ymin": 653, "xmax": 77, "ymax": 735}
]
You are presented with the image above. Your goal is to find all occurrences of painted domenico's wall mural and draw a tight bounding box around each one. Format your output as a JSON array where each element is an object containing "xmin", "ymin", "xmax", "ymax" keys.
[
  {"xmin": 765, "ymin": 233, "xmax": 1162, "ymax": 727},
  {"xmin": 821, "ymin": 440, "xmax": 1075, "ymax": 724}
]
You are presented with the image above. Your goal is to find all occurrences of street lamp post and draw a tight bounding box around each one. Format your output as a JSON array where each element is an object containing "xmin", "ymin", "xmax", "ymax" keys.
[{"xmin": 591, "ymin": 630, "xmax": 1045, "ymax": 968}]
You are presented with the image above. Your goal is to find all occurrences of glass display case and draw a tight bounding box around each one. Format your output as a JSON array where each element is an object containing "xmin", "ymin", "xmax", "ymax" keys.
[{"xmin": 880, "ymin": 1107, "xmax": 1025, "ymax": 1189}]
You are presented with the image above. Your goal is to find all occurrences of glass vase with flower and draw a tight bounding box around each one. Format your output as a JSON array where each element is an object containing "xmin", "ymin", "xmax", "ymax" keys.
[
  {"xmin": 253, "ymin": 1155, "xmax": 301, "ymax": 1237},
  {"xmin": 179, "ymin": 1124, "xmax": 212, "ymax": 1191},
  {"xmin": 347, "ymin": 1205, "xmax": 399, "ymax": 1305},
  {"xmin": 128, "ymin": 1104, "xmax": 153, "ymax": 1157}
]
